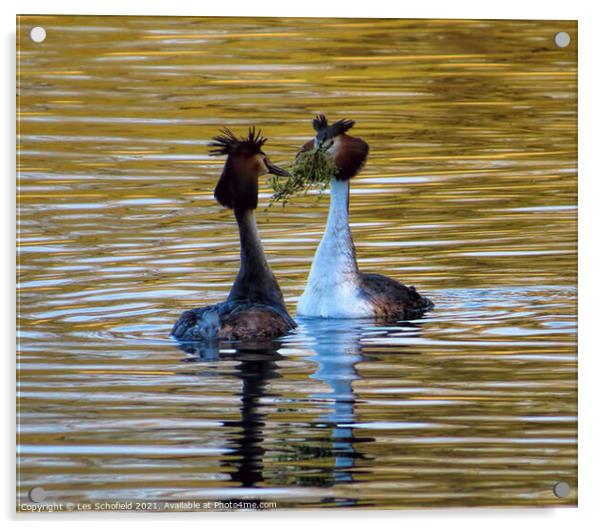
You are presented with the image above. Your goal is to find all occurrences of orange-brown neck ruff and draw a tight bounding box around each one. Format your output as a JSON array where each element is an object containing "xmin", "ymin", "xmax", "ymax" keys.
[
  {"xmin": 228, "ymin": 208, "xmax": 286, "ymax": 309},
  {"xmin": 299, "ymin": 134, "xmax": 368, "ymax": 181},
  {"xmin": 214, "ymin": 157, "xmax": 259, "ymax": 211},
  {"xmin": 332, "ymin": 134, "xmax": 369, "ymax": 181}
]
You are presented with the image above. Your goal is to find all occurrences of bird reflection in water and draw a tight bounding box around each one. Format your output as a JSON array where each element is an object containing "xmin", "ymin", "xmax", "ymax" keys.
[
  {"xmin": 300, "ymin": 318, "xmax": 366, "ymax": 488},
  {"xmin": 174, "ymin": 319, "xmax": 421, "ymax": 505},
  {"xmin": 177, "ymin": 340, "xmax": 281, "ymax": 494}
]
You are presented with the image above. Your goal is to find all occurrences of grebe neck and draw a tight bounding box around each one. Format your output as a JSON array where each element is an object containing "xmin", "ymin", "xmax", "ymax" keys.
[
  {"xmin": 299, "ymin": 178, "xmax": 359, "ymax": 294},
  {"xmin": 228, "ymin": 208, "xmax": 285, "ymax": 307},
  {"xmin": 296, "ymin": 177, "xmax": 374, "ymax": 317},
  {"xmin": 322, "ymin": 177, "xmax": 359, "ymax": 276}
]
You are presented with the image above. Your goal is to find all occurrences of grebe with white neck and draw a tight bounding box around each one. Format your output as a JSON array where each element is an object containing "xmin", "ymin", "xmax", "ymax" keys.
[
  {"xmin": 297, "ymin": 115, "xmax": 434, "ymax": 320},
  {"xmin": 297, "ymin": 176, "xmax": 373, "ymax": 317},
  {"xmin": 172, "ymin": 128, "xmax": 296, "ymax": 341}
]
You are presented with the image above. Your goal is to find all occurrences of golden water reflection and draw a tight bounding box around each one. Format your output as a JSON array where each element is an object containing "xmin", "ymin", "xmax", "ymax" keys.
[{"xmin": 17, "ymin": 16, "xmax": 576, "ymax": 509}]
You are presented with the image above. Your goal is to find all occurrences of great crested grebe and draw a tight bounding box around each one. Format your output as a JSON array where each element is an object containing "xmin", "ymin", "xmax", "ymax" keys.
[
  {"xmin": 172, "ymin": 128, "xmax": 297, "ymax": 341},
  {"xmin": 296, "ymin": 115, "xmax": 434, "ymax": 320}
]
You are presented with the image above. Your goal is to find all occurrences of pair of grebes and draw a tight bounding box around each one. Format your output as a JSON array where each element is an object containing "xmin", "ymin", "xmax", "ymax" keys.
[{"xmin": 172, "ymin": 115, "xmax": 434, "ymax": 342}]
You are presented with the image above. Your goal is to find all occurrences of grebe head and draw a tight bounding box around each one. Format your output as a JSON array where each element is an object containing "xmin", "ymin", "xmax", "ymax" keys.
[
  {"xmin": 210, "ymin": 127, "xmax": 289, "ymax": 210},
  {"xmin": 313, "ymin": 114, "xmax": 355, "ymax": 151},
  {"xmin": 311, "ymin": 114, "xmax": 369, "ymax": 181}
]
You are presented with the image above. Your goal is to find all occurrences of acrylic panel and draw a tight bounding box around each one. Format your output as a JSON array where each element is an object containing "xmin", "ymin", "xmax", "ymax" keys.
[{"xmin": 16, "ymin": 15, "xmax": 577, "ymax": 511}]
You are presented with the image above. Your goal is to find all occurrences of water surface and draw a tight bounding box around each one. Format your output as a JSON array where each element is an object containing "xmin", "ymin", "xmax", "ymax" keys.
[{"xmin": 17, "ymin": 16, "xmax": 577, "ymax": 509}]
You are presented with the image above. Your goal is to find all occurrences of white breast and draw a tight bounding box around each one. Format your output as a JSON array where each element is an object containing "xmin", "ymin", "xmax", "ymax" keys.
[
  {"xmin": 297, "ymin": 178, "xmax": 374, "ymax": 318},
  {"xmin": 297, "ymin": 270, "xmax": 374, "ymax": 318}
]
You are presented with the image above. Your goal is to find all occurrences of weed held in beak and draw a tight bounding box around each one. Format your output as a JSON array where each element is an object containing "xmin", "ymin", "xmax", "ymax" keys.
[{"xmin": 268, "ymin": 145, "xmax": 338, "ymax": 207}]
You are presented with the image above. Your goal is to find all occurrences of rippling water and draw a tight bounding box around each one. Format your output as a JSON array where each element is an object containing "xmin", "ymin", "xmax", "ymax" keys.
[{"xmin": 17, "ymin": 16, "xmax": 577, "ymax": 509}]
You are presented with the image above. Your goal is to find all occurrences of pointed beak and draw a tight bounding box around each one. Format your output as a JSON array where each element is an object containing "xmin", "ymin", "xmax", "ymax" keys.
[
  {"xmin": 315, "ymin": 134, "xmax": 333, "ymax": 152},
  {"xmin": 265, "ymin": 158, "xmax": 290, "ymax": 177}
]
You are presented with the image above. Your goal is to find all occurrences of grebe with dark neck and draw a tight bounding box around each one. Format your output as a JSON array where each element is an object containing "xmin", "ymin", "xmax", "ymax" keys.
[
  {"xmin": 297, "ymin": 115, "xmax": 434, "ymax": 320},
  {"xmin": 172, "ymin": 128, "xmax": 296, "ymax": 341}
]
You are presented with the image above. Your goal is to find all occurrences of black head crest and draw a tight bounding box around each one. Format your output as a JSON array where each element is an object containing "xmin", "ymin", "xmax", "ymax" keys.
[
  {"xmin": 209, "ymin": 126, "xmax": 267, "ymax": 156},
  {"xmin": 331, "ymin": 118, "xmax": 355, "ymax": 136},
  {"xmin": 312, "ymin": 114, "xmax": 355, "ymax": 139},
  {"xmin": 312, "ymin": 114, "xmax": 329, "ymax": 132}
]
